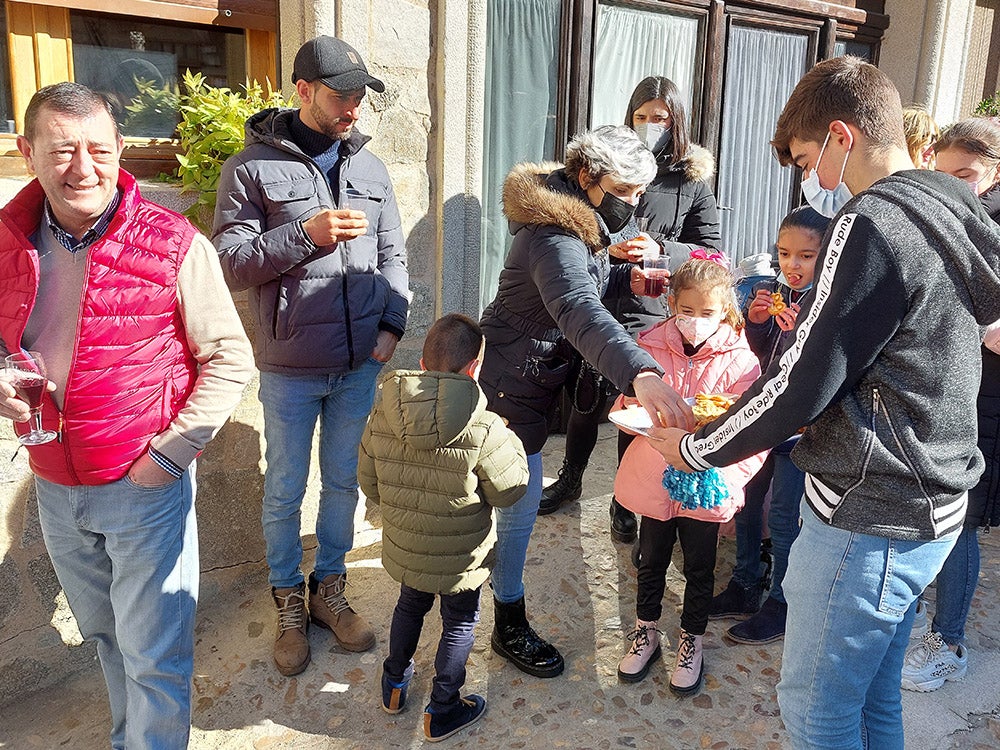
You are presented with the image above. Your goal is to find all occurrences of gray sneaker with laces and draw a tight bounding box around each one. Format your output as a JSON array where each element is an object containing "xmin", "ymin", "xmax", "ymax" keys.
[{"xmin": 901, "ymin": 631, "xmax": 967, "ymax": 692}]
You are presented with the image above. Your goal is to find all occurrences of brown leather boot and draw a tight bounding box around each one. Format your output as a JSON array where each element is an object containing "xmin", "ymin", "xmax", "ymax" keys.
[
  {"xmin": 272, "ymin": 584, "xmax": 310, "ymax": 676},
  {"xmin": 308, "ymin": 572, "xmax": 376, "ymax": 652}
]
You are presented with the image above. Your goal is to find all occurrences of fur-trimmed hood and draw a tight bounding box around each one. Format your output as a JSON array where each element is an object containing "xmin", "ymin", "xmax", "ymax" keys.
[
  {"xmin": 662, "ymin": 143, "xmax": 715, "ymax": 183},
  {"xmin": 502, "ymin": 163, "xmax": 603, "ymax": 250}
]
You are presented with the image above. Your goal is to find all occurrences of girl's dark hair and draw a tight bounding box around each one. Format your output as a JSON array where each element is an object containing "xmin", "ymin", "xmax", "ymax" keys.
[
  {"xmin": 933, "ymin": 117, "xmax": 1000, "ymax": 163},
  {"xmin": 780, "ymin": 206, "xmax": 830, "ymax": 238},
  {"xmin": 624, "ymin": 76, "xmax": 691, "ymax": 166}
]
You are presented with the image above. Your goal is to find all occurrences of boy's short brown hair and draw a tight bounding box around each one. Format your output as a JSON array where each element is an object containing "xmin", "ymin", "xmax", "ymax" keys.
[
  {"xmin": 422, "ymin": 313, "xmax": 484, "ymax": 373},
  {"xmin": 771, "ymin": 56, "xmax": 905, "ymax": 165}
]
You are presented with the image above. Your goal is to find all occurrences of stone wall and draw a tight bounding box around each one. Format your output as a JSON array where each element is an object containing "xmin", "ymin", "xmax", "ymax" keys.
[{"xmin": 880, "ymin": 0, "xmax": 975, "ymax": 125}]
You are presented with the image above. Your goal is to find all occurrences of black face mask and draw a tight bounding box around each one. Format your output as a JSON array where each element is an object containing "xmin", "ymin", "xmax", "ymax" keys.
[{"xmin": 595, "ymin": 187, "xmax": 636, "ymax": 234}]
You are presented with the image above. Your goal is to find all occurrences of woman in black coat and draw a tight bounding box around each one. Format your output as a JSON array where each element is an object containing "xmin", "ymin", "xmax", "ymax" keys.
[
  {"xmin": 479, "ymin": 125, "xmax": 690, "ymax": 679},
  {"xmin": 540, "ymin": 76, "xmax": 722, "ymax": 544}
]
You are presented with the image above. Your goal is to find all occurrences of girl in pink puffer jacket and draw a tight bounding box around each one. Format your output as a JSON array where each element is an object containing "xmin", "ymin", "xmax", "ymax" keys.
[{"xmin": 613, "ymin": 255, "xmax": 767, "ymax": 697}]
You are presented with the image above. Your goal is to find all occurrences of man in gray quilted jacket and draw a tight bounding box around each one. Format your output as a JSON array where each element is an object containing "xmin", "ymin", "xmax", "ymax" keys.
[{"xmin": 212, "ymin": 36, "xmax": 409, "ymax": 677}]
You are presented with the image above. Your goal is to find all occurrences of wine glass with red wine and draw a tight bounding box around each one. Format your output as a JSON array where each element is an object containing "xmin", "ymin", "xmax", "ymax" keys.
[{"xmin": 4, "ymin": 351, "xmax": 57, "ymax": 445}]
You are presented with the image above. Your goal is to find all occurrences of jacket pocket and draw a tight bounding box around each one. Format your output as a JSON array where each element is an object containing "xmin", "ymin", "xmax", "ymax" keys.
[
  {"xmin": 521, "ymin": 337, "xmax": 571, "ymax": 388},
  {"xmin": 343, "ymin": 182, "xmax": 384, "ymax": 237},
  {"xmin": 273, "ymin": 275, "xmax": 290, "ymax": 340},
  {"xmin": 838, "ymin": 388, "xmax": 879, "ymax": 504},
  {"xmin": 261, "ymin": 178, "xmax": 323, "ymax": 224},
  {"xmin": 869, "ymin": 386, "xmax": 932, "ymax": 501}
]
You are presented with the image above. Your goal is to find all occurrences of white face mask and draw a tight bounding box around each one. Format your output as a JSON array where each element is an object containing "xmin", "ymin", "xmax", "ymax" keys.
[
  {"xmin": 674, "ymin": 314, "xmax": 721, "ymax": 347},
  {"xmin": 634, "ymin": 122, "xmax": 672, "ymax": 154},
  {"xmin": 800, "ymin": 133, "xmax": 853, "ymax": 218}
]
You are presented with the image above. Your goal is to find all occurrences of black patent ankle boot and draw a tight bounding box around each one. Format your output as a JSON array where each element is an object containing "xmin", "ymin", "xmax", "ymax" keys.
[
  {"xmin": 537, "ymin": 460, "xmax": 586, "ymax": 515},
  {"xmin": 491, "ymin": 597, "xmax": 564, "ymax": 678},
  {"xmin": 610, "ymin": 497, "xmax": 637, "ymax": 543}
]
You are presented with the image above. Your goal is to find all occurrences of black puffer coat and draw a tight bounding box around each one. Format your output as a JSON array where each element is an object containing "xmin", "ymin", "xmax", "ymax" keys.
[
  {"xmin": 479, "ymin": 164, "xmax": 662, "ymax": 454},
  {"xmin": 972, "ymin": 185, "xmax": 1000, "ymax": 527},
  {"xmin": 969, "ymin": 363, "xmax": 999, "ymax": 528},
  {"xmin": 609, "ymin": 143, "xmax": 722, "ymax": 336}
]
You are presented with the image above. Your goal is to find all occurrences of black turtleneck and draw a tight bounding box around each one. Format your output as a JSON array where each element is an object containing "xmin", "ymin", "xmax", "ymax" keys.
[{"xmin": 289, "ymin": 112, "xmax": 342, "ymax": 199}]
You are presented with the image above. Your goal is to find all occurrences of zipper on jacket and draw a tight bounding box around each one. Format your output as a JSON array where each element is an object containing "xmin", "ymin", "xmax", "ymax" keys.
[
  {"xmin": 54, "ymin": 247, "xmax": 88, "ymax": 486},
  {"xmin": 680, "ymin": 357, "xmax": 694, "ymax": 397},
  {"xmin": 873, "ymin": 386, "xmax": 932, "ymax": 502},
  {"xmin": 271, "ymin": 275, "xmax": 283, "ymax": 338},
  {"xmin": 835, "ymin": 387, "xmax": 880, "ymax": 510},
  {"xmin": 343, "ymin": 272, "xmax": 355, "ymax": 369},
  {"xmin": 340, "ymin": 154, "xmax": 356, "ymax": 369}
]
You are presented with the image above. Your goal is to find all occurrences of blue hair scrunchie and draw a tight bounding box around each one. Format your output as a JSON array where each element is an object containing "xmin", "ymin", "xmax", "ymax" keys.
[{"xmin": 662, "ymin": 466, "xmax": 729, "ymax": 511}]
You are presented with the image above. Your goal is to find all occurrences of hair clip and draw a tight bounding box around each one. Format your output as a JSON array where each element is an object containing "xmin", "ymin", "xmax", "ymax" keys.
[{"xmin": 689, "ymin": 247, "xmax": 729, "ymax": 268}]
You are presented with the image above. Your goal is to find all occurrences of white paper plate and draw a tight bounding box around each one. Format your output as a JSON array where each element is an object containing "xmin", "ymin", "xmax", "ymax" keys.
[{"xmin": 608, "ymin": 407, "xmax": 654, "ymax": 435}]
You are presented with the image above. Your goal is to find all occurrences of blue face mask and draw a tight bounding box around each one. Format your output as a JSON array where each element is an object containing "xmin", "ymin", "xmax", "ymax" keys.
[{"xmin": 800, "ymin": 133, "xmax": 853, "ymax": 218}]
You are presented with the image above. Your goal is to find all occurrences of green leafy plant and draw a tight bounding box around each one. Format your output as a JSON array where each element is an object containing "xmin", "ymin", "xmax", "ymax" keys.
[
  {"xmin": 974, "ymin": 94, "xmax": 1000, "ymax": 117},
  {"xmin": 175, "ymin": 70, "xmax": 292, "ymax": 230}
]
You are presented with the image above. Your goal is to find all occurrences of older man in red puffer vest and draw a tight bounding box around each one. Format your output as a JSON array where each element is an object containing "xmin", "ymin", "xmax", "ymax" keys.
[{"xmin": 0, "ymin": 82, "xmax": 253, "ymax": 750}]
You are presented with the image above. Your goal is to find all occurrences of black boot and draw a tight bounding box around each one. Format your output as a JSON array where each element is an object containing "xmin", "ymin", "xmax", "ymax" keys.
[
  {"xmin": 707, "ymin": 577, "xmax": 762, "ymax": 620},
  {"xmin": 537, "ymin": 460, "xmax": 586, "ymax": 515},
  {"xmin": 491, "ymin": 597, "xmax": 564, "ymax": 678},
  {"xmin": 610, "ymin": 497, "xmax": 637, "ymax": 543}
]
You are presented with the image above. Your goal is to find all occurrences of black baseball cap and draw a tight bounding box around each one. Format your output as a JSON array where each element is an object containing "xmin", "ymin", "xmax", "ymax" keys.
[{"xmin": 292, "ymin": 36, "xmax": 385, "ymax": 93}]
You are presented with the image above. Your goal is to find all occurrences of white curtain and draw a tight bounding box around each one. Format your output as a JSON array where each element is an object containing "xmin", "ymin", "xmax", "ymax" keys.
[
  {"xmin": 480, "ymin": 0, "xmax": 563, "ymax": 312},
  {"xmin": 717, "ymin": 24, "xmax": 810, "ymax": 263},
  {"xmin": 590, "ymin": 3, "xmax": 701, "ymax": 129},
  {"xmin": 834, "ymin": 40, "xmax": 873, "ymax": 60}
]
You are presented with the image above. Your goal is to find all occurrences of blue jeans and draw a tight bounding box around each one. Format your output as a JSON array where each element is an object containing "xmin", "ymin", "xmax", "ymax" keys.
[
  {"xmin": 930, "ymin": 524, "xmax": 980, "ymax": 645},
  {"xmin": 259, "ymin": 360, "xmax": 381, "ymax": 588},
  {"xmin": 384, "ymin": 584, "xmax": 481, "ymax": 712},
  {"xmin": 768, "ymin": 447, "xmax": 805, "ymax": 602},
  {"xmin": 491, "ymin": 451, "xmax": 542, "ymax": 604},
  {"xmin": 733, "ymin": 453, "xmax": 770, "ymax": 588},
  {"xmin": 779, "ymin": 501, "xmax": 959, "ymax": 750},
  {"xmin": 733, "ymin": 438, "xmax": 804, "ymax": 601},
  {"xmin": 35, "ymin": 472, "xmax": 198, "ymax": 750}
]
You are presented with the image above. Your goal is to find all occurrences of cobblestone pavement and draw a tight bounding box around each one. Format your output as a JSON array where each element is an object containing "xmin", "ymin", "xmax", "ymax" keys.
[{"xmin": 2, "ymin": 424, "xmax": 999, "ymax": 749}]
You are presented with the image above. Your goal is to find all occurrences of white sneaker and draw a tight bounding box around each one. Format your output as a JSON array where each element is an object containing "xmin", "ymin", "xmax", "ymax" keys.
[
  {"xmin": 901, "ymin": 631, "xmax": 968, "ymax": 692},
  {"xmin": 909, "ymin": 598, "xmax": 928, "ymax": 640}
]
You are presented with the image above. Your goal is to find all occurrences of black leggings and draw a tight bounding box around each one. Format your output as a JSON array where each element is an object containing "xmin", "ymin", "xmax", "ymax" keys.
[
  {"xmin": 563, "ymin": 396, "xmax": 635, "ymax": 467},
  {"xmin": 635, "ymin": 515, "xmax": 719, "ymax": 635}
]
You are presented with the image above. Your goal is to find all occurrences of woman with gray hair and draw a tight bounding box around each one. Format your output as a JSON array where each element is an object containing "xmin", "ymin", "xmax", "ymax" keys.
[
  {"xmin": 541, "ymin": 76, "xmax": 723, "ymax": 541},
  {"xmin": 478, "ymin": 124, "xmax": 691, "ymax": 679}
]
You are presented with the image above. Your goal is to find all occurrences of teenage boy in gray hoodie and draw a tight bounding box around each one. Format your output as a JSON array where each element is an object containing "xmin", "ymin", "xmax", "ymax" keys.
[{"xmin": 653, "ymin": 56, "xmax": 1000, "ymax": 748}]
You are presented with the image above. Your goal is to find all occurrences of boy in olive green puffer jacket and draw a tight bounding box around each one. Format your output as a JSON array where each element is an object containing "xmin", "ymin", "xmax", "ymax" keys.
[{"xmin": 359, "ymin": 313, "xmax": 528, "ymax": 742}]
